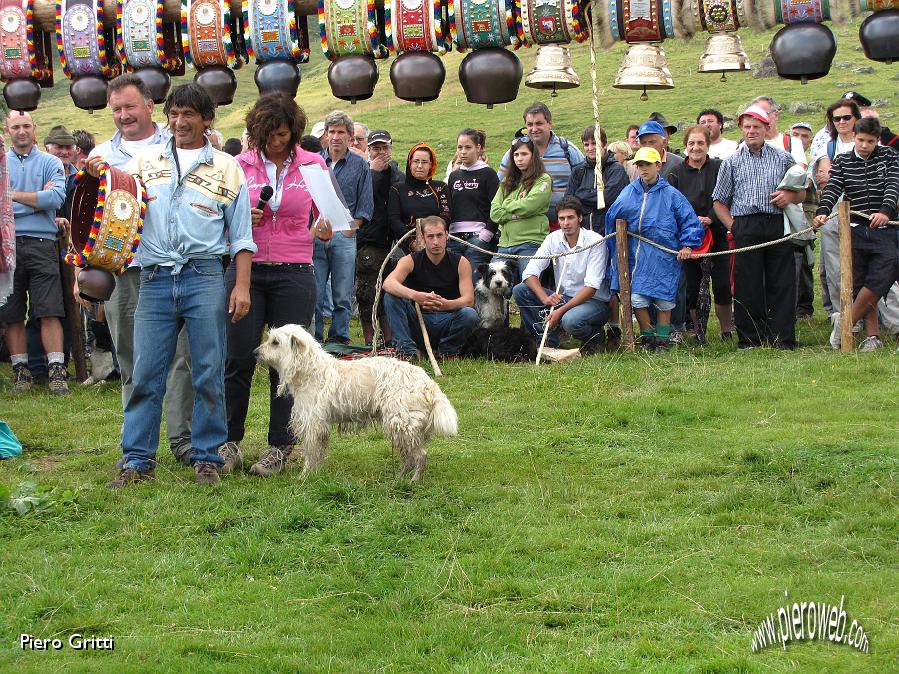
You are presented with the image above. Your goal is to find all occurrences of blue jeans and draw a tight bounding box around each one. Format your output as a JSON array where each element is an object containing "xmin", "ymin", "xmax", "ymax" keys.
[
  {"xmin": 121, "ymin": 259, "xmax": 227, "ymax": 471},
  {"xmin": 494, "ymin": 242, "xmax": 540, "ymax": 287},
  {"xmin": 313, "ymin": 233, "xmax": 356, "ymax": 342},
  {"xmin": 512, "ymin": 282, "xmax": 609, "ymax": 348},
  {"xmin": 384, "ymin": 293, "xmax": 478, "ymax": 356},
  {"xmin": 448, "ymin": 232, "xmax": 496, "ymax": 285}
]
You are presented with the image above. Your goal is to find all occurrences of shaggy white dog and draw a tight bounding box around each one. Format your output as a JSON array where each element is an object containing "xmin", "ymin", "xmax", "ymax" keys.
[{"xmin": 256, "ymin": 324, "xmax": 458, "ymax": 481}]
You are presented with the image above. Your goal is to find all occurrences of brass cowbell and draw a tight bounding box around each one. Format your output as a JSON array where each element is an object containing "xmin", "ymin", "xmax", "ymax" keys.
[
  {"xmin": 613, "ymin": 43, "xmax": 674, "ymax": 101},
  {"xmin": 525, "ymin": 45, "xmax": 580, "ymax": 97},
  {"xmin": 698, "ymin": 32, "xmax": 751, "ymax": 82}
]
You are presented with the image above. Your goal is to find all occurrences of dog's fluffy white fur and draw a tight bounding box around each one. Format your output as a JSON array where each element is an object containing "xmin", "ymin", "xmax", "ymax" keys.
[
  {"xmin": 82, "ymin": 349, "xmax": 115, "ymax": 385},
  {"xmin": 256, "ymin": 324, "xmax": 458, "ymax": 481}
]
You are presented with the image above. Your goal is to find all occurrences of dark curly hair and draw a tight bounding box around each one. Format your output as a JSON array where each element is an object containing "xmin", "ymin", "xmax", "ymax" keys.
[{"xmin": 244, "ymin": 92, "xmax": 307, "ymax": 155}]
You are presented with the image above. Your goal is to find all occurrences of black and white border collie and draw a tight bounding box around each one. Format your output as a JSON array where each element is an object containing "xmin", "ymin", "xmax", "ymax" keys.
[{"xmin": 462, "ymin": 261, "xmax": 537, "ymax": 362}]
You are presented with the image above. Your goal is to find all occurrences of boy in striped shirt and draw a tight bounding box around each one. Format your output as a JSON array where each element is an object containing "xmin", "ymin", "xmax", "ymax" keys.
[{"xmin": 814, "ymin": 117, "xmax": 899, "ymax": 352}]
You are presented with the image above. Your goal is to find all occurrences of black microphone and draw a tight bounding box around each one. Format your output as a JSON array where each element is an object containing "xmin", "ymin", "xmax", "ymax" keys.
[{"xmin": 255, "ymin": 185, "xmax": 274, "ymax": 211}]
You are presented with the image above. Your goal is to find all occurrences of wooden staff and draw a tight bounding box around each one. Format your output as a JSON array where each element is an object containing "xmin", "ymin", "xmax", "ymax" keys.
[
  {"xmin": 57, "ymin": 230, "xmax": 87, "ymax": 381},
  {"xmin": 615, "ymin": 219, "xmax": 635, "ymax": 352},
  {"xmin": 837, "ymin": 201, "xmax": 853, "ymax": 353},
  {"xmin": 414, "ymin": 219, "xmax": 442, "ymax": 376},
  {"xmin": 535, "ymin": 254, "xmax": 570, "ymax": 365}
]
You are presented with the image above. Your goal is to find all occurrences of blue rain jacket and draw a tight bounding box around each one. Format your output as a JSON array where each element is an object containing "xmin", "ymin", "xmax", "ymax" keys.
[{"xmin": 605, "ymin": 176, "xmax": 704, "ymax": 302}]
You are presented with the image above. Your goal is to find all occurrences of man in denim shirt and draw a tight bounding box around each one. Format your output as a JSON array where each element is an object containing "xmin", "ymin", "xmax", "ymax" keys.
[
  {"xmin": 95, "ymin": 84, "xmax": 256, "ymax": 488},
  {"xmin": 314, "ymin": 110, "xmax": 373, "ymax": 344}
]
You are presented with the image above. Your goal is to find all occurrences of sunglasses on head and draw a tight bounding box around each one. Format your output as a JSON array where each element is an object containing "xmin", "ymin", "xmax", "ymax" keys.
[
  {"xmin": 512, "ymin": 135, "xmax": 531, "ymax": 147},
  {"xmin": 832, "ymin": 114, "xmax": 855, "ymax": 123}
]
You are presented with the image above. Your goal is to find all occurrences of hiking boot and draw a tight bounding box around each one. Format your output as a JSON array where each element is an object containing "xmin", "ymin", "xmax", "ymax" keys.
[
  {"xmin": 668, "ymin": 331, "xmax": 686, "ymax": 346},
  {"xmin": 639, "ymin": 336, "xmax": 656, "ymax": 352},
  {"xmin": 654, "ymin": 339, "xmax": 670, "ymax": 353},
  {"xmin": 194, "ymin": 463, "xmax": 220, "ymax": 485},
  {"xmin": 249, "ymin": 446, "xmax": 292, "ymax": 477},
  {"xmin": 829, "ymin": 312, "xmax": 841, "ymax": 350},
  {"xmin": 106, "ymin": 466, "xmax": 156, "ymax": 489},
  {"xmin": 11, "ymin": 363, "xmax": 33, "ymax": 393},
  {"xmin": 48, "ymin": 362, "xmax": 70, "ymax": 396},
  {"xmin": 217, "ymin": 441, "xmax": 243, "ymax": 474},
  {"xmin": 858, "ymin": 335, "xmax": 884, "ymax": 353}
]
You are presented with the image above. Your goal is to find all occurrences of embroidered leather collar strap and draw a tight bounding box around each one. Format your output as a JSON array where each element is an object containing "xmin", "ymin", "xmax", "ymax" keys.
[
  {"xmin": 388, "ymin": 0, "xmax": 442, "ymax": 53},
  {"xmin": 56, "ymin": 0, "xmax": 116, "ymax": 78},
  {"xmin": 245, "ymin": 0, "xmax": 308, "ymax": 63},
  {"xmin": 68, "ymin": 163, "xmax": 145, "ymax": 274},
  {"xmin": 117, "ymin": 0, "xmax": 183, "ymax": 71},
  {"xmin": 621, "ymin": 0, "xmax": 663, "ymax": 42},
  {"xmin": 450, "ymin": 0, "xmax": 515, "ymax": 50},
  {"xmin": 519, "ymin": 0, "xmax": 573, "ymax": 46},
  {"xmin": 860, "ymin": 0, "xmax": 897, "ymax": 9},
  {"xmin": 319, "ymin": 0, "xmax": 381, "ymax": 59},
  {"xmin": 0, "ymin": 0, "xmax": 32, "ymax": 80},
  {"xmin": 695, "ymin": 0, "xmax": 740, "ymax": 33},
  {"xmin": 775, "ymin": 0, "xmax": 828, "ymax": 24},
  {"xmin": 182, "ymin": 0, "xmax": 241, "ymax": 68}
]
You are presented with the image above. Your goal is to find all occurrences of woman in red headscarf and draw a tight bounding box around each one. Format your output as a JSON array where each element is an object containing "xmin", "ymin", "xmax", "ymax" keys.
[{"xmin": 388, "ymin": 143, "xmax": 450, "ymax": 253}]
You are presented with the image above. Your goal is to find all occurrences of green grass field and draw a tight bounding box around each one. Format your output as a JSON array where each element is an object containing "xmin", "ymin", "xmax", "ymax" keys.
[{"xmin": 2, "ymin": 16, "xmax": 898, "ymax": 673}]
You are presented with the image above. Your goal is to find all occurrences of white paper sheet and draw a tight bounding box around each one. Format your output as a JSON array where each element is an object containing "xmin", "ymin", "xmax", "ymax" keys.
[{"xmin": 299, "ymin": 164, "xmax": 355, "ymax": 232}]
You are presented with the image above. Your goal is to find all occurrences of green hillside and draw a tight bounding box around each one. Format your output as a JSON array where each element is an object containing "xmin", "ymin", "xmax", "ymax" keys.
[{"xmin": 30, "ymin": 18, "xmax": 896, "ymax": 163}]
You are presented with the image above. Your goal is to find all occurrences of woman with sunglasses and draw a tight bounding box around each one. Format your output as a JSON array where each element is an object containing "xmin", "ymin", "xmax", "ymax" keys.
[
  {"xmin": 489, "ymin": 136, "xmax": 552, "ymax": 285},
  {"xmin": 814, "ymin": 99, "xmax": 862, "ymax": 192},
  {"xmin": 389, "ymin": 143, "xmax": 450, "ymax": 253},
  {"xmin": 812, "ymin": 99, "xmax": 861, "ymax": 324}
]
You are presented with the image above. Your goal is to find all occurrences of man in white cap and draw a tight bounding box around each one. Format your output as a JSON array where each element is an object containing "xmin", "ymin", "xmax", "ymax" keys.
[
  {"xmin": 712, "ymin": 105, "xmax": 806, "ymax": 350},
  {"xmin": 750, "ymin": 96, "xmax": 807, "ymax": 168}
]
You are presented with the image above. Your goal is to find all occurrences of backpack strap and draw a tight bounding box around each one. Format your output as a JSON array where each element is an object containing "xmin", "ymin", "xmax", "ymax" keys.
[
  {"xmin": 558, "ymin": 135, "xmax": 574, "ymax": 168},
  {"xmin": 827, "ymin": 139, "xmax": 837, "ymax": 161}
]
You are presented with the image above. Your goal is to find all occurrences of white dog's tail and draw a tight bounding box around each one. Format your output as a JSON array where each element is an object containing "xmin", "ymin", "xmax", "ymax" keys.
[{"xmin": 428, "ymin": 390, "xmax": 458, "ymax": 437}]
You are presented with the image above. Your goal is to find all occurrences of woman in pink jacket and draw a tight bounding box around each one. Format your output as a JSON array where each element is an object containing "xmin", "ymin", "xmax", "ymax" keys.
[{"xmin": 221, "ymin": 92, "xmax": 327, "ymax": 478}]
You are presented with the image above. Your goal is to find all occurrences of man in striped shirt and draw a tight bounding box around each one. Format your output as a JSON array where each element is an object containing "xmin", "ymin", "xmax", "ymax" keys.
[
  {"xmin": 813, "ymin": 117, "xmax": 899, "ymax": 352},
  {"xmin": 712, "ymin": 105, "xmax": 806, "ymax": 350},
  {"xmin": 499, "ymin": 102, "xmax": 584, "ymax": 230}
]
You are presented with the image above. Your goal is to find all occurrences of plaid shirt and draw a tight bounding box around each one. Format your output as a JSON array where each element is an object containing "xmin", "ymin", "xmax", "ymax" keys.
[{"xmin": 712, "ymin": 142, "xmax": 795, "ymax": 216}]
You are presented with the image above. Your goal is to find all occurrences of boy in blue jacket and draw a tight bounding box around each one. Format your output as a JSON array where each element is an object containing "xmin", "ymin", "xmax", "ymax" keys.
[{"xmin": 606, "ymin": 148, "xmax": 704, "ymax": 350}]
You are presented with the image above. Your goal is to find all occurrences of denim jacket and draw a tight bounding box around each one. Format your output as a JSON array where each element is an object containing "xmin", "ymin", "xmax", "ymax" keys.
[{"xmin": 132, "ymin": 139, "xmax": 256, "ymax": 272}]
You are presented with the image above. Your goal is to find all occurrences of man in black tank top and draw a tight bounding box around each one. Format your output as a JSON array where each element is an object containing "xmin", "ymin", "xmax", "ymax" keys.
[{"xmin": 383, "ymin": 216, "xmax": 478, "ymax": 359}]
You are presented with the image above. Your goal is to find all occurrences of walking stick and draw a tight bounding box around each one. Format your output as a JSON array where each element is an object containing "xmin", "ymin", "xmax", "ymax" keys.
[
  {"xmin": 535, "ymin": 254, "xmax": 570, "ymax": 364},
  {"xmin": 413, "ymin": 218, "xmax": 442, "ymax": 376}
]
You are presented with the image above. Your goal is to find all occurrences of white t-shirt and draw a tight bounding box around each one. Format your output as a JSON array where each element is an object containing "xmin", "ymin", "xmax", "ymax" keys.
[
  {"xmin": 764, "ymin": 134, "xmax": 807, "ymax": 168},
  {"xmin": 708, "ymin": 137, "xmax": 738, "ymax": 160},
  {"xmin": 120, "ymin": 136, "xmax": 160, "ymax": 158},
  {"xmin": 174, "ymin": 147, "xmax": 204, "ymax": 175}
]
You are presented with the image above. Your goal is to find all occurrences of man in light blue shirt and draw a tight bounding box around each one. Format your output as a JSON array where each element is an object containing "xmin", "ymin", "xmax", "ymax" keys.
[
  {"xmin": 96, "ymin": 84, "xmax": 256, "ymax": 489},
  {"xmin": 0, "ymin": 111, "xmax": 68, "ymax": 395},
  {"xmin": 83, "ymin": 73, "xmax": 194, "ymax": 467}
]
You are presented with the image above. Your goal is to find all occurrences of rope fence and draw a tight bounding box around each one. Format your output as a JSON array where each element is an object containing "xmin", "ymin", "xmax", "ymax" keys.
[{"xmin": 370, "ymin": 204, "xmax": 891, "ymax": 356}]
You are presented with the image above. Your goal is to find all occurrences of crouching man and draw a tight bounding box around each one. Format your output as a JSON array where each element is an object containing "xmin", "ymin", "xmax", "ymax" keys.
[
  {"xmin": 383, "ymin": 216, "xmax": 478, "ymax": 360},
  {"xmin": 512, "ymin": 196, "xmax": 610, "ymax": 354}
]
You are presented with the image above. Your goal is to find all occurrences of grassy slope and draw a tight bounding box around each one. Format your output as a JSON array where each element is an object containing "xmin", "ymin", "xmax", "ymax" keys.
[
  {"xmin": 31, "ymin": 19, "xmax": 896, "ymax": 165},
  {"xmin": 3, "ymin": 17, "xmax": 897, "ymax": 673}
]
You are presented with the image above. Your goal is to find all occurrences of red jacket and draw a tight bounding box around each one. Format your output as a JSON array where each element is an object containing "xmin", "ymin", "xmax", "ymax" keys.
[{"xmin": 236, "ymin": 147, "xmax": 326, "ymax": 263}]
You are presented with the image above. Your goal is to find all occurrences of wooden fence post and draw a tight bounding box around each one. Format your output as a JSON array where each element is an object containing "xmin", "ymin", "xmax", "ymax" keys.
[
  {"xmin": 837, "ymin": 201, "xmax": 853, "ymax": 353},
  {"xmin": 615, "ymin": 219, "xmax": 634, "ymax": 352}
]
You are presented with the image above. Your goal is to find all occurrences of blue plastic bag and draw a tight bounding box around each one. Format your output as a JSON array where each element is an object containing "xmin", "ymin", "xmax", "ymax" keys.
[{"xmin": 0, "ymin": 421, "xmax": 22, "ymax": 459}]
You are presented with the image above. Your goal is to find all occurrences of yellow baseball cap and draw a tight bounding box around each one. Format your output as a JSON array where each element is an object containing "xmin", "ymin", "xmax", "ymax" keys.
[{"xmin": 632, "ymin": 147, "xmax": 661, "ymax": 164}]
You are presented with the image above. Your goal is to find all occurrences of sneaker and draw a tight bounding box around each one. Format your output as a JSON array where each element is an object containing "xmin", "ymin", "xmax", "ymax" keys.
[
  {"xmin": 829, "ymin": 312, "xmax": 841, "ymax": 350},
  {"xmin": 668, "ymin": 331, "xmax": 686, "ymax": 346},
  {"xmin": 194, "ymin": 463, "xmax": 220, "ymax": 485},
  {"xmin": 217, "ymin": 441, "xmax": 243, "ymax": 474},
  {"xmin": 11, "ymin": 363, "xmax": 33, "ymax": 393},
  {"xmin": 394, "ymin": 352, "xmax": 418, "ymax": 363},
  {"xmin": 249, "ymin": 446, "xmax": 292, "ymax": 477},
  {"xmin": 639, "ymin": 335, "xmax": 656, "ymax": 352},
  {"xmin": 106, "ymin": 466, "xmax": 156, "ymax": 489},
  {"xmin": 48, "ymin": 362, "xmax": 69, "ymax": 396},
  {"xmin": 858, "ymin": 335, "xmax": 884, "ymax": 352},
  {"xmin": 654, "ymin": 339, "xmax": 670, "ymax": 353}
]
